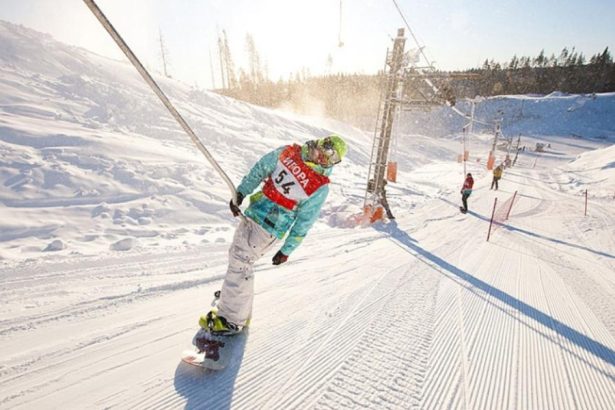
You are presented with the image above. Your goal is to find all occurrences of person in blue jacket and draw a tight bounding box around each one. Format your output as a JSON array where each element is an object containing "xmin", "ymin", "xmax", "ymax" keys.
[{"xmin": 200, "ymin": 134, "xmax": 348, "ymax": 335}]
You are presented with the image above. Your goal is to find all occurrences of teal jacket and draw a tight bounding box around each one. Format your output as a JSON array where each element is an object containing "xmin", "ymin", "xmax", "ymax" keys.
[{"xmin": 237, "ymin": 146, "xmax": 332, "ymax": 256}]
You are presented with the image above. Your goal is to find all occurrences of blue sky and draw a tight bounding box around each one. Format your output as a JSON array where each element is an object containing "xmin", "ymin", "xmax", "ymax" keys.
[{"xmin": 1, "ymin": 0, "xmax": 613, "ymax": 88}]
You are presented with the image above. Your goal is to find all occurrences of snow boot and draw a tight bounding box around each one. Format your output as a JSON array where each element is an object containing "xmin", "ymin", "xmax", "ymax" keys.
[{"xmin": 198, "ymin": 309, "xmax": 243, "ymax": 336}]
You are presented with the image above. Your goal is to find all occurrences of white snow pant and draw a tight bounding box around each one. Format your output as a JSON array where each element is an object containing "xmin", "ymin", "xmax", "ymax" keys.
[{"xmin": 217, "ymin": 217, "xmax": 278, "ymax": 327}]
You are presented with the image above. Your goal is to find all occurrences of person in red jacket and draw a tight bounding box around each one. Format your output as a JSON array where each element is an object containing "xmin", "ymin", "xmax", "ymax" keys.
[{"xmin": 460, "ymin": 173, "xmax": 474, "ymax": 213}]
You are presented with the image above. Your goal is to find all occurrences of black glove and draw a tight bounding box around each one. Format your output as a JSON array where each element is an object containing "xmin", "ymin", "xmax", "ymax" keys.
[
  {"xmin": 229, "ymin": 192, "xmax": 245, "ymax": 217},
  {"xmin": 272, "ymin": 250, "xmax": 288, "ymax": 265}
]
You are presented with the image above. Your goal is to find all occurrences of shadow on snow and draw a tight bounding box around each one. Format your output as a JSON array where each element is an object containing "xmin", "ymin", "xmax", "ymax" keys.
[
  {"xmin": 173, "ymin": 330, "xmax": 249, "ymax": 409},
  {"xmin": 440, "ymin": 197, "xmax": 615, "ymax": 259},
  {"xmin": 375, "ymin": 221, "xmax": 615, "ymax": 377}
]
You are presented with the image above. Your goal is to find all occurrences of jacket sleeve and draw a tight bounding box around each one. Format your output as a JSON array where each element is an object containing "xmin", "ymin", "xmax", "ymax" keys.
[
  {"xmin": 237, "ymin": 147, "xmax": 283, "ymax": 196},
  {"xmin": 279, "ymin": 185, "xmax": 329, "ymax": 255}
]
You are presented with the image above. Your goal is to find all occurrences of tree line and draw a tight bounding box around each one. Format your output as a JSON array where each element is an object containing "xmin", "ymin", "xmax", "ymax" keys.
[
  {"xmin": 453, "ymin": 47, "xmax": 614, "ymax": 97},
  {"xmin": 213, "ymin": 46, "xmax": 614, "ymax": 129}
]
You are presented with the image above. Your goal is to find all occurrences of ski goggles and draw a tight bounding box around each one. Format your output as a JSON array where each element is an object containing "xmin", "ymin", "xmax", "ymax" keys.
[{"xmin": 315, "ymin": 137, "xmax": 342, "ymax": 167}]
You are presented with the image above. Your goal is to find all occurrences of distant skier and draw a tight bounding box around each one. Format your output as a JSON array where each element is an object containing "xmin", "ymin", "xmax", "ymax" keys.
[
  {"xmin": 199, "ymin": 134, "xmax": 348, "ymax": 335},
  {"xmin": 491, "ymin": 165, "xmax": 503, "ymax": 190},
  {"xmin": 460, "ymin": 173, "xmax": 474, "ymax": 213}
]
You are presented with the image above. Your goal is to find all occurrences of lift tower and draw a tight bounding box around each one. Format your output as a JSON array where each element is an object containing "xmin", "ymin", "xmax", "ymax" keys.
[
  {"xmin": 364, "ymin": 28, "xmax": 406, "ymax": 219},
  {"xmin": 362, "ymin": 28, "xmax": 463, "ymax": 222}
]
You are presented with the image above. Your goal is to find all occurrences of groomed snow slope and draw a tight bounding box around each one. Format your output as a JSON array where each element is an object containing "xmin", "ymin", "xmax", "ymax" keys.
[
  {"xmin": 1, "ymin": 20, "xmax": 615, "ymax": 410},
  {"xmin": 2, "ymin": 153, "xmax": 614, "ymax": 409}
]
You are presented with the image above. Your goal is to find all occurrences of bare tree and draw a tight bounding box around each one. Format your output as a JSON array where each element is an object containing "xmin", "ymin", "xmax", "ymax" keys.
[
  {"xmin": 245, "ymin": 33, "xmax": 264, "ymax": 86},
  {"xmin": 216, "ymin": 30, "xmax": 238, "ymax": 89},
  {"xmin": 158, "ymin": 28, "xmax": 171, "ymax": 78},
  {"xmin": 217, "ymin": 33, "xmax": 227, "ymax": 89},
  {"xmin": 222, "ymin": 30, "xmax": 237, "ymax": 89}
]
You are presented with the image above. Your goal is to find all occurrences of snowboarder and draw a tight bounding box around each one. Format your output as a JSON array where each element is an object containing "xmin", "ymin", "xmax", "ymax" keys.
[
  {"xmin": 460, "ymin": 173, "xmax": 474, "ymax": 213},
  {"xmin": 491, "ymin": 165, "xmax": 503, "ymax": 190},
  {"xmin": 199, "ymin": 134, "xmax": 348, "ymax": 336}
]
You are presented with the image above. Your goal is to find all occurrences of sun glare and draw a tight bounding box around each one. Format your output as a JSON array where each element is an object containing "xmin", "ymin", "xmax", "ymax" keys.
[{"xmin": 238, "ymin": 0, "xmax": 340, "ymax": 78}]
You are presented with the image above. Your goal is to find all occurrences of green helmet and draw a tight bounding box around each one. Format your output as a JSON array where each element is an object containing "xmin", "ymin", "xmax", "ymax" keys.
[
  {"xmin": 319, "ymin": 134, "xmax": 348, "ymax": 160},
  {"xmin": 303, "ymin": 134, "xmax": 348, "ymax": 167}
]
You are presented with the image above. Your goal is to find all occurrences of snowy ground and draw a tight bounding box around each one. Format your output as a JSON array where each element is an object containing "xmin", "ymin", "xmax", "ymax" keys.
[{"xmin": 1, "ymin": 20, "xmax": 615, "ymax": 409}]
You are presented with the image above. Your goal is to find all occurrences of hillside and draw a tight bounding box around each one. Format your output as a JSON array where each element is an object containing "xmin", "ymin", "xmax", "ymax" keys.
[{"xmin": 1, "ymin": 20, "xmax": 614, "ymax": 409}]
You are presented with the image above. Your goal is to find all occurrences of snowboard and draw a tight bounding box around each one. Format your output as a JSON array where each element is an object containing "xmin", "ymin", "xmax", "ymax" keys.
[{"xmin": 181, "ymin": 329, "xmax": 247, "ymax": 370}]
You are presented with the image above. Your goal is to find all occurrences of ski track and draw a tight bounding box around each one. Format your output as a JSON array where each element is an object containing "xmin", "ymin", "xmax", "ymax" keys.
[
  {"xmin": 271, "ymin": 262, "xmax": 438, "ymax": 410},
  {"xmin": 1, "ymin": 22, "xmax": 615, "ymax": 408},
  {"xmin": 511, "ymin": 169, "xmax": 615, "ymax": 338},
  {"xmin": 2, "ymin": 164, "xmax": 615, "ymax": 409},
  {"xmin": 486, "ymin": 168, "xmax": 615, "ymax": 409},
  {"xmin": 0, "ymin": 250, "xmax": 228, "ymax": 337}
]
